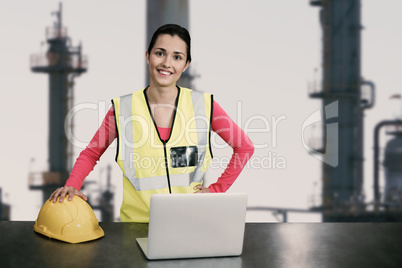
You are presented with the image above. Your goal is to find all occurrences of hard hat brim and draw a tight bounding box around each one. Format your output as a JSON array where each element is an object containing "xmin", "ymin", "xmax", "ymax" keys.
[
  {"xmin": 34, "ymin": 221, "xmax": 105, "ymax": 243},
  {"xmin": 33, "ymin": 197, "xmax": 105, "ymax": 243}
]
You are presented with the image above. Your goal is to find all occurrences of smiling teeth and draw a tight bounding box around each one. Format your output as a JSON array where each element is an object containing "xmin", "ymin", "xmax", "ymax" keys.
[{"xmin": 159, "ymin": 70, "xmax": 171, "ymax": 75}]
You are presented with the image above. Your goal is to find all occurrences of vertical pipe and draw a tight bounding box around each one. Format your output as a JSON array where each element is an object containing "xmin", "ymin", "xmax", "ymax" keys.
[
  {"xmin": 316, "ymin": 0, "xmax": 363, "ymax": 220},
  {"xmin": 48, "ymin": 73, "xmax": 68, "ymax": 174},
  {"xmin": 374, "ymin": 122, "xmax": 382, "ymax": 206},
  {"xmin": 283, "ymin": 211, "xmax": 288, "ymax": 223}
]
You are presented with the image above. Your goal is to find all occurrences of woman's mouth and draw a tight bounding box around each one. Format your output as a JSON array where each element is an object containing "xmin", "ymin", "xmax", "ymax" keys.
[{"xmin": 158, "ymin": 69, "xmax": 172, "ymax": 77}]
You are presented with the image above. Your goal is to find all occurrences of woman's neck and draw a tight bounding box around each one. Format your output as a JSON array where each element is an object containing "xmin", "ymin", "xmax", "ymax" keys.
[
  {"xmin": 146, "ymin": 85, "xmax": 179, "ymax": 129},
  {"xmin": 146, "ymin": 85, "xmax": 178, "ymax": 105}
]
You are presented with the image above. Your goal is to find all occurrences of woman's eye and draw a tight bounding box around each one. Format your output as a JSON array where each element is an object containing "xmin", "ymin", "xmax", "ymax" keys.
[
  {"xmin": 156, "ymin": 52, "xmax": 164, "ymax": 56},
  {"xmin": 174, "ymin": 55, "xmax": 182, "ymax": 60}
]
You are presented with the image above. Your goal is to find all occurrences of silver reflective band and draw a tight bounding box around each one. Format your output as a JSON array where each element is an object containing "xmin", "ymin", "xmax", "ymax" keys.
[
  {"xmin": 124, "ymin": 173, "xmax": 198, "ymax": 191},
  {"xmin": 119, "ymin": 94, "xmax": 137, "ymax": 182},
  {"xmin": 190, "ymin": 90, "xmax": 208, "ymax": 183}
]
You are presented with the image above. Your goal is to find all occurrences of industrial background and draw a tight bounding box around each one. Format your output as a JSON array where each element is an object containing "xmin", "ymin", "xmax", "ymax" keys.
[{"xmin": 1, "ymin": 0, "xmax": 402, "ymax": 222}]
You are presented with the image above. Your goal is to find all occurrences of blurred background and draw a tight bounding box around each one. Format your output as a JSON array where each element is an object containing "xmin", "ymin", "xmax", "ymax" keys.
[{"xmin": 1, "ymin": 0, "xmax": 402, "ymax": 222}]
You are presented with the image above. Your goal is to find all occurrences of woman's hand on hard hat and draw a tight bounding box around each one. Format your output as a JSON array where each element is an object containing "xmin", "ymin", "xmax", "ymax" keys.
[
  {"xmin": 49, "ymin": 186, "xmax": 88, "ymax": 203},
  {"xmin": 193, "ymin": 185, "xmax": 211, "ymax": 193}
]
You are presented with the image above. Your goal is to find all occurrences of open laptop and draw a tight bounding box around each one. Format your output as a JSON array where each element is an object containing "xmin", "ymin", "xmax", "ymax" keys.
[{"xmin": 136, "ymin": 193, "xmax": 248, "ymax": 260}]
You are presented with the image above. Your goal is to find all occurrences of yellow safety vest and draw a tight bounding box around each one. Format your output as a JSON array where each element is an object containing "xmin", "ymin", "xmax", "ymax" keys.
[{"xmin": 112, "ymin": 87, "xmax": 213, "ymax": 222}]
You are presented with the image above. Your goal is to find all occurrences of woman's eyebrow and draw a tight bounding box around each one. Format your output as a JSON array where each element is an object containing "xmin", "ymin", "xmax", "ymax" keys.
[{"xmin": 155, "ymin": 47, "xmax": 184, "ymax": 55}]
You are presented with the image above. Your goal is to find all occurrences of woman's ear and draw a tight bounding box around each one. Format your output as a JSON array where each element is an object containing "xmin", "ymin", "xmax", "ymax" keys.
[
  {"xmin": 183, "ymin": 60, "xmax": 190, "ymax": 73},
  {"xmin": 145, "ymin": 51, "xmax": 149, "ymax": 65}
]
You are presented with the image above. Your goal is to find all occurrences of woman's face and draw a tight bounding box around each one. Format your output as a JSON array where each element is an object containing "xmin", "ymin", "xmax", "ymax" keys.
[{"xmin": 146, "ymin": 34, "xmax": 190, "ymax": 89}]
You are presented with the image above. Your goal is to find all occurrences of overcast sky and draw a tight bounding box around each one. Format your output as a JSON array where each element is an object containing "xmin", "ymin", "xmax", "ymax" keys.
[{"xmin": 1, "ymin": 0, "xmax": 402, "ymax": 222}]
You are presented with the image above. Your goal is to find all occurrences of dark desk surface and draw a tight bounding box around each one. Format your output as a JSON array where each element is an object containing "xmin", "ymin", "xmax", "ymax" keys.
[{"xmin": 0, "ymin": 222, "xmax": 402, "ymax": 268}]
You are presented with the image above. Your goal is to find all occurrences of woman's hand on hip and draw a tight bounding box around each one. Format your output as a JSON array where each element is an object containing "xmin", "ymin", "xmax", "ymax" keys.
[{"xmin": 193, "ymin": 185, "xmax": 211, "ymax": 193}]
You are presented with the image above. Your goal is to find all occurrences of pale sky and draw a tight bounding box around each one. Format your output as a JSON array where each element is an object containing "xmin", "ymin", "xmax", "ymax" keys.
[{"xmin": 1, "ymin": 0, "xmax": 401, "ymax": 222}]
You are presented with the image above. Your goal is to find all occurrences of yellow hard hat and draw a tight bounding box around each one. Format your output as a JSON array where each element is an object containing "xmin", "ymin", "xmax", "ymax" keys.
[{"xmin": 34, "ymin": 196, "xmax": 104, "ymax": 243}]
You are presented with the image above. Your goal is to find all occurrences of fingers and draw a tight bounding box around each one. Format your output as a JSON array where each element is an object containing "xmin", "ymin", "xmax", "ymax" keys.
[
  {"xmin": 67, "ymin": 191, "xmax": 75, "ymax": 201},
  {"xmin": 49, "ymin": 189, "xmax": 56, "ymax": 201},
  {"xmin": 49, "ymin": 186, "xmax": 85, "ymax": 203},
  {"xmin": 58, "ymin": 187, "xmax": 71, "ymax": 202},
  {"xmin": 49, "ymin": 187, "xmax": 63, "ymax": 202},
  {"xmin": 75, "ymin": 191, "xmax": 88, "ymax": 201},
  {"xmin": 193, "ymin": 185, "xmax": 202, "ymax": 193},
  {"xmin": 193, "ymin": 185, "xmax": 211, "ymax": 194}
]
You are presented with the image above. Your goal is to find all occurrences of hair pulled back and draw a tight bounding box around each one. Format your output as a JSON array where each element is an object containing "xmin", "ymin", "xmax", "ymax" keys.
[{"xmin": 147, "ymin": 24, "xmax": 191, "ymax": 63}]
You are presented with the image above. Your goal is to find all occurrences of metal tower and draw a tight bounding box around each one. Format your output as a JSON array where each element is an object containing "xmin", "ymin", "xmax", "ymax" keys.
[
  {"xmin": 310, "ymin": 0, "xmax": 374, "ymax": 221},
  {"xmin": 29, "ymin": 3, "xmax": 87, "ymax": 202},
  {"xmin": 146, "ymin": 0, "xmax": 193, "ymax": 88}
]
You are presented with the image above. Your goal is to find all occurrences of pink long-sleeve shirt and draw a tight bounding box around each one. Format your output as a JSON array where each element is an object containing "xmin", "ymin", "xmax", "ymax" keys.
[{"xmin": 65, "ymin": 100, "xmax": 254, "ymax": 192}]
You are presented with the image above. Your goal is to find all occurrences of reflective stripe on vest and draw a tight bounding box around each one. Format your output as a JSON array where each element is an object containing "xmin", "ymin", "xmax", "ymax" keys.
[
  {"xmin": 190, "ymin": 89, "xmax": 209, "ymax": 183},
  {"xmin": 113, "ymin": 87, "xmax": 212, "ymax": 192}
]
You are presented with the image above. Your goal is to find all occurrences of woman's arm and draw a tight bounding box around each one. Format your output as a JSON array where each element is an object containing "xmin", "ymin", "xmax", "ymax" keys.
[
  {"xmin": 51, "ymin": 107, "xmax": 117, "ymax": 202},
  {"xmin": 66, "ymin": 107, "xmax": 116, "ymax": 190},
  {"xmin": 207, "ymin": 100, "xmax": 254, "ymax": 193}
]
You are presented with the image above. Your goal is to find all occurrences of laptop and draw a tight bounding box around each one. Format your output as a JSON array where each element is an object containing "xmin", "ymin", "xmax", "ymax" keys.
[{"xmin": 136, "ymin": 193, "xmax": 248, "ymax": 260}]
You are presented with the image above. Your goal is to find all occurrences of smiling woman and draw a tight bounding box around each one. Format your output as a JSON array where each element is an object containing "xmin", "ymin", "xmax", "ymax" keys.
[
  {"xmin": 49, "ymin": 24, "xmax": 254, "ymax": 223},
  {"xmin": 146, "ymin": 34, "xmax": 190, "ymax": 101}
]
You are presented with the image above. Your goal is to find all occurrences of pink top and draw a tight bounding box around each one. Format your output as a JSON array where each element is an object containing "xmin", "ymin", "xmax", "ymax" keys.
[{"xmin": 65, "ymin": 100, "xmax": 254, "ymax": 193}]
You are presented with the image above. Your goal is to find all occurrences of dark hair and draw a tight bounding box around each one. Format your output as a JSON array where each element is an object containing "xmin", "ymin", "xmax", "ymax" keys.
[{"xmin": 147, "ymin": 24, "xmax": 191, "ymax": 63}]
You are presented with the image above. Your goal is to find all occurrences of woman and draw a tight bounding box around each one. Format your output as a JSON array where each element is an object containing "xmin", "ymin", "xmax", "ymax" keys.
[{"xmin": 50, "ymin": 24, "xmax": 254, "ymax": 222}]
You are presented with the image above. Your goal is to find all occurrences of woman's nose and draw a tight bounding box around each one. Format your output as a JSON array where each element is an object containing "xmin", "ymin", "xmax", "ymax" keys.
[{"xmin": 162, "ymin": 56, "xmax": 172, "ymax": 67}]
